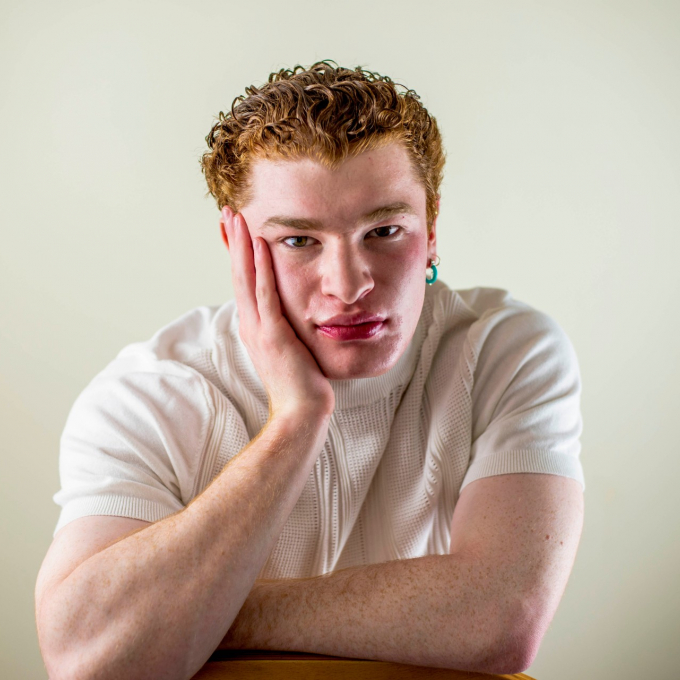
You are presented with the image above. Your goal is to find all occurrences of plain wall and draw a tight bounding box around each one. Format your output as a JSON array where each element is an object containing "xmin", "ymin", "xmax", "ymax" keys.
[{"xmin": 1, "ymin": 1, "xmax": 679, "ymax": 677}]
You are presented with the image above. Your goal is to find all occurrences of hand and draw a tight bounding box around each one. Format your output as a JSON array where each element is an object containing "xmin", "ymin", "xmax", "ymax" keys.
[{"xmin": 223, "ymin": 207, "xmax": 335, "ymax": 419}]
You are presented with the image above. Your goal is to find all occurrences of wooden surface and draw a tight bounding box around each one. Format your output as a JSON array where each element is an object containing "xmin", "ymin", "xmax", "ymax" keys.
[{"xmin": 191, "ymin": 650, "xmax": 537, "ymax": 679}]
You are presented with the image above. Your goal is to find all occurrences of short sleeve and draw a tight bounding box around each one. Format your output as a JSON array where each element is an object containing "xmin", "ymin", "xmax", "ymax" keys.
[
  {"xmin": 52, "ymin": 360, "xmax": 215, "ymax": 537},
  {"xmin": 460, "ymin": 306, "xmax": 585, "ymax": 493}
]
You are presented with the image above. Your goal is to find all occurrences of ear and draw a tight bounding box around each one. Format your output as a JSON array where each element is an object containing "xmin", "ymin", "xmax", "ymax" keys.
[
  {"xmin": 428, "ymin": 196, "xmax": 440, "ymax": 259},
  {"xmin": 220, "ymin": 208, "xmax": 230, "ymax": 251}
]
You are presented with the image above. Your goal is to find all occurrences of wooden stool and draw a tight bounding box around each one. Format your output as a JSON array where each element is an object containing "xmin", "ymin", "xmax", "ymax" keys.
[{"xmin": 192, "ymin": 650, "xmax": 536, "ymax": 679}]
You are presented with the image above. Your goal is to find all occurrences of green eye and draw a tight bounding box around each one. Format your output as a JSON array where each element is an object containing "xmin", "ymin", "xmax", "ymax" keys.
[{"xmin": 283, "ymin": 236, "xmax": 310, "ymax": 248}]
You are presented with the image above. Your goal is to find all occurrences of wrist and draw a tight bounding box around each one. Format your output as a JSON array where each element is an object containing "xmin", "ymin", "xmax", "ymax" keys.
[
  {"xmin": 269, "ymin": 402, "xmax": 334, "ymax": 425},
  {"xmin": 265, "ymin": 405, "xmax": 332, "ymax": 443}
]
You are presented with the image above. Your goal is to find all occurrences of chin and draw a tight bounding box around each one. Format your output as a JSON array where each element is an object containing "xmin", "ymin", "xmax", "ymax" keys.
[
  {"xmin": 307, "ymin": 323, "xmax": 409, "ymax": 381},
  {"xmin": 316, "ymin": 349, "xmax": 401, "ymax": 381}
]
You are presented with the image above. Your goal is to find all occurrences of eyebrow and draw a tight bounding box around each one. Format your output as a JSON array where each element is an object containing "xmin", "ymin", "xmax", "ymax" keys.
[{"xmin": 260, "ymin": 201, "xmax": 418, "ymax": 232}]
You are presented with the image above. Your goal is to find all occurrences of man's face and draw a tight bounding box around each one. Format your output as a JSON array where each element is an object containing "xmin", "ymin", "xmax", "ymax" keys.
[{"xmin": 233, "ymin": 140, "xmax": 438, "ymax": 381}]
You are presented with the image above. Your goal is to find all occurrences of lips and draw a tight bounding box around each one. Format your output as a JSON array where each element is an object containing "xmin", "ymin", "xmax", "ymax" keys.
[
  {"xmin": 316, "ymin": 312, "xmax": 385, "ymax": 326},
  {"xmin": 316, "ymin": 319, "xmax": 386, "ymax": 341}
]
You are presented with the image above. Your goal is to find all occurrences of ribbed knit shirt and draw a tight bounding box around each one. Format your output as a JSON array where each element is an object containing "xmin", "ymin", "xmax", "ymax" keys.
[{"xmin": 53, "ymin": 280, "xmax": 585, "ymax": 579}]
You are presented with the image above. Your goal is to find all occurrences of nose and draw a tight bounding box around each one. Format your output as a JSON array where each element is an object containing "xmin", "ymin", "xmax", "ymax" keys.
[{"xmin": 319, "ymin": 243, "xmax": 374, "ymax": 304}]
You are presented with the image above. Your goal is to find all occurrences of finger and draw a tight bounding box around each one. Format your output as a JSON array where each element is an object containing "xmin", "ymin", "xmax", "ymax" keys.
[
  {"xmin": 229, "ymin": 212, "xmax": 260, "ymax": 327},
  {"xmin": 253, "ymin": 237, "xmax": 283, "ymax": 325}
]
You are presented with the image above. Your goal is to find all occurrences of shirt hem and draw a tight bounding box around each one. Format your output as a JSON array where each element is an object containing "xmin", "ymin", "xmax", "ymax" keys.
[
  {"xmin": 53, "ymin": 495, "xmax": 183, "ymax": 537},
  {"xmin": 459, "ymin": 449, "xmax": 585, "ymax": 493}
]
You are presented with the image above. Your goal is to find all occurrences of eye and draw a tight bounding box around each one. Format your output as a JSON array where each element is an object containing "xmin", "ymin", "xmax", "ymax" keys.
[
  {"xmin": 281, "ymin": 235, "xmax": 313, "ymax": 248},
  {"xmin": 280, "ymin": 225, "xmax": 400, "ymax": 250},
  {"xmin": 369, "ymin": 225, "xmax": 400, "ymax": 238}
]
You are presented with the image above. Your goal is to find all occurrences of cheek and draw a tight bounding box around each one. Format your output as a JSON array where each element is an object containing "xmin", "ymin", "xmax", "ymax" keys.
[
  {"xmin": 404, "ymin": 245, "xmax": 425, "ymax": 272},
  {"xmin": 387, "ymin": 242, "xmax": 426, "ymax": 290},
  {"xmin": 271, "ymin": 258, "xmax": 312, "ymax": 316}
]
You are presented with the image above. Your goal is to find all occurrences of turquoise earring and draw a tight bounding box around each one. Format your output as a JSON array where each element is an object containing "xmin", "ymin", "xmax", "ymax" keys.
[{"xmin": 426, "ymin": 256, "xmax": 440, "ymax": 285}]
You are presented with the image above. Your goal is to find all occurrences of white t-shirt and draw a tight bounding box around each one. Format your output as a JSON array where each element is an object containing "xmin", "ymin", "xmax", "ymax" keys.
[{"xmin": 53, "ymin": 280, "xmax": 585, "ymax": 579}]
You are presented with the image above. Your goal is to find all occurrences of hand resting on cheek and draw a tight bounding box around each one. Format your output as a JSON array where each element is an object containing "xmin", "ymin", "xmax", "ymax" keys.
[{"xmin": 223, "ymin": 206, "xmax": 335, "ymax": 419}]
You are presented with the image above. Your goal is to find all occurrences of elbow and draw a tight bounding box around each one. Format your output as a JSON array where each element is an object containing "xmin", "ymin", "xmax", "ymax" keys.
[
  {"xmin": 44, "ymin": 658, "xmax": 110, "ymax": 680},
  {"xmin": 480, "ymin": 599, "xmax": 547, "ymax": 676},
  {"xmin": 41, "ymin": 658, "xmax": 87, "ymax": 680},
  {"xmin": 36, "ymin": 581, "xmax": 88, "ymax": 680},
  {"xmin": 486, "ymin": 612, "xmax": 546, "ymax": 675},
  {"xmin": 484, "ymin": 633, "xmax": 539, "ymax": 676},
  {"xmin": 37, "ymin": 597, "xmax": 109, "ymax": 680},
  {"xmin": 440, "ymin": 618, "xmax": 539, "ymax": 675},
  {"xmin": 38, "ymin": 605, "xmax": 190, "ymax": 680},
  {"xmin": 36, "ymin": 603, "xmax": 69, "ymax": 680},
  {"xmin": 38, "ymin": 639, "xmax": 80, "ymax": 680},
  {"xmin": 38, "ymin": 622, "xmax": 91, "ymax": 680},
  {"xmin": 40, "ymin": 638, "xmax": 130, "ymax": 680}
]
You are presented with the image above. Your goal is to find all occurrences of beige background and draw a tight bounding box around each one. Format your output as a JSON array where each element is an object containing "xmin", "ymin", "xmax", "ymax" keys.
[{"xmin": 2, "ymin": 0, "xmax": 679, "ymax": 677}]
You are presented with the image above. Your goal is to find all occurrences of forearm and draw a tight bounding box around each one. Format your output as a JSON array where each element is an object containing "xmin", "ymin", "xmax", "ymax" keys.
[
  {"xmin": 41, "ymin": 410, "xmax": 331, "ymax": 680},
  {"xmin": 221, "ymin": 553, "xmax": 521, "ymax": 673}
]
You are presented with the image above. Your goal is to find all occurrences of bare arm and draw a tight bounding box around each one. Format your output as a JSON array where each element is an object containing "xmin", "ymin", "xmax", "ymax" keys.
[
  {"xmin": 39, "ymin": 207, "xmax": 336, "ymax": 680},
  {"xmin": 219, "ymin": 554, "xmax": 517, "ymax": 673},
  {"xmin": 217, "ymin": 474, "xmax": 583, "ymax": 676},
  {"xmin": 38, "ymin": 409, "xmax": 331, "ymax": 680}
]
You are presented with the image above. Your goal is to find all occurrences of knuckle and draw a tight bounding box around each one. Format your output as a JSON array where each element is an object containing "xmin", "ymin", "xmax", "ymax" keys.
[
  {"xmin": 260, "ymin": 335, "xmax": 278, "ymax": 353},
  {"xmin": 255, "ymin": 283, "xmax": 270, "ymax": 305}
]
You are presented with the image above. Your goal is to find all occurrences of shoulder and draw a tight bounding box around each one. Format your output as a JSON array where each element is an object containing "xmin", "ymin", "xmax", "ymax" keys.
[
  {"xmin": 69, "ymin": 303, "xmax": 244, "ymax": 440},
  {"xmin": 423, "ymin": 282, "xmax": 580, "ymax": 419},
  {"xmin": 93, "ymin": 300, "xmax": 245, "ymax": 399},
  {"xmin": 445, "ymin": 285, "xmax": 576, "ymax": 366},
  {"xmin": 114, "ymin": 302, "xmax": 234, "ymax": 366},
  {"xmin": 423, "ymin": 282, "xmax": 573, "ymax": 356}
]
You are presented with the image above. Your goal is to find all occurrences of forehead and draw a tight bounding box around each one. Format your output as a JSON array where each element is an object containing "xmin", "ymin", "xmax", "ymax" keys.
[{"xmin": 245, "ymin": 141, "xmax": 426, "ymax": 220}]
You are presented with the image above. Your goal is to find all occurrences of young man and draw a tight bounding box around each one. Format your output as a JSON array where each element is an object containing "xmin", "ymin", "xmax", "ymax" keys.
[{"xmin": 36, "ymin": 61, "xmax": 585, "ymax": 679}]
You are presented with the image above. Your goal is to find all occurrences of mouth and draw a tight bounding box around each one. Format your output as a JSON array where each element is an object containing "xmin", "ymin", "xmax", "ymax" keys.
[{"xmin": 316, "ymin": 319, "xmax": 387, "ymax": 341}]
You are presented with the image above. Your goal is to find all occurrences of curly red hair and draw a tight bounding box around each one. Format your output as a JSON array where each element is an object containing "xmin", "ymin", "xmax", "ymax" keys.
[{"xmin": 200, "ymin": 60, "xmax": 446, "ymax": 233}]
